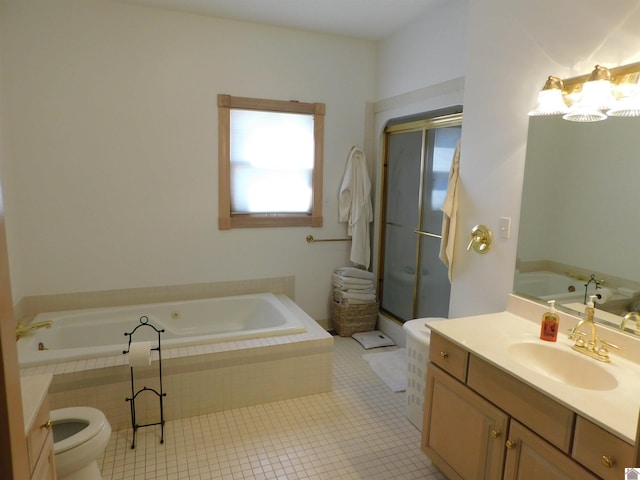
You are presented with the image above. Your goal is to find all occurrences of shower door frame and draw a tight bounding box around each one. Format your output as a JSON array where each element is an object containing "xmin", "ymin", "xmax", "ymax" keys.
[{"xmin": 377, "ymin": 111, "xmax": 463, "ymax": 323}]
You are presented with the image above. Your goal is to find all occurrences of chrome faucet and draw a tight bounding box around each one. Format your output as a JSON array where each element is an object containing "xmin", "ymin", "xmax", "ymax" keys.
[{"xmin": 16, "ymin": 319, "xmax": 52, "ymax": 340}]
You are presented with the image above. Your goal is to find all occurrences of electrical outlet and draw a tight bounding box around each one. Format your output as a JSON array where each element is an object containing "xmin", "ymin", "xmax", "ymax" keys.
[{"xmin": 499, "ymin": 217, "xmax": 511, "ymax": 239}]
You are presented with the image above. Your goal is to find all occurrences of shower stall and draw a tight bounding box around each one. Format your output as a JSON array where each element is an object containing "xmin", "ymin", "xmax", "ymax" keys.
[{"xmin": 378, "ymin": 110, "xmax": 462, "ymax": 322}]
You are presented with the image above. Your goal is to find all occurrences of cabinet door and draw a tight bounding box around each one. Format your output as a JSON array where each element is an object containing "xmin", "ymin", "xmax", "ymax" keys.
[
  {"xmin": 572, "ymin": 416, "xmax": 634, "ymax": 480},
  {"xmin": 422, "ymin": 364, "xmax": 508, "ymax": 480},
  {"xmin": 504, "ymin": 420, "xmax": 599, "ymax": 480}
]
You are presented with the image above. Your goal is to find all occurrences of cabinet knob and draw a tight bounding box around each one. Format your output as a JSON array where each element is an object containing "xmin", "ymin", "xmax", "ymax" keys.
[
  {"xmin": 439, "ymin": 352, "xmax": 449, "ymax": 359},
  {"xmin": 601, "ymin": 455, "xmax": 615, "ymax": 468},
  {"xmin": 505, "ymin": 440, "xmax": 517, "ymax": 449},
  {"xmin": 41, "ymin": 419, "xmax": 52, "ymax": 430},
  {"xmin": 490, "ymin": 430, "xmax": 501, "ymax": 439}
]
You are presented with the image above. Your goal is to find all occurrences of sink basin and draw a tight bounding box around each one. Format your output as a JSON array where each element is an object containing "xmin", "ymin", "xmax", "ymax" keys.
[{"xmin": 507, "ymin": 342, "xmax": 618, "ymax": 391}]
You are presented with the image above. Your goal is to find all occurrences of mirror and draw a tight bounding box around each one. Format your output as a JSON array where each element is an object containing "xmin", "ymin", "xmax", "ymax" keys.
[{"xmin": 514, "ymin": 114, "xmax": 640, "ymax": 335}]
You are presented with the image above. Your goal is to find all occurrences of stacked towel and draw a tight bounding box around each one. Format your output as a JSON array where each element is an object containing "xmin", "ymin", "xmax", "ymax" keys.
[{"xmin": 332, "ymin": 266, "xmax": 376, "ymax": 305}]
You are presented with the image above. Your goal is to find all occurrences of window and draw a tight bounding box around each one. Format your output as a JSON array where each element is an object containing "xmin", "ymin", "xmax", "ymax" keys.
[{"xmin": 218, "ymin": 94, "xmax": 325, "ymax": 229}]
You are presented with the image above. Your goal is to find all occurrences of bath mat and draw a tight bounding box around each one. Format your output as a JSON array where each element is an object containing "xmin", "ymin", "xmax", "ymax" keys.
[
  {"xmin": 362, "ymin": 348, "xmax": 407, "ymax": 392},
  {"xmin": 352, "ymin": 330, "xmax": 395, "ymax": 349}
]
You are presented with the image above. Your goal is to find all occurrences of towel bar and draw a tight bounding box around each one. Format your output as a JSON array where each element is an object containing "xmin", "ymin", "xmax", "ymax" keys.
[{"xmin": 306, "ymin": 235, "xmax": 351, "ymax": 243}]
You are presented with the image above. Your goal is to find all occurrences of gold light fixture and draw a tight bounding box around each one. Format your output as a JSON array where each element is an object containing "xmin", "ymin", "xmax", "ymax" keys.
[
  {"xmin": 528, "ymin": 76, "xmax": 569, "ymax": 116},
  {"xmin": 530, "ymin": 62, "xmax": 640, "ymax": 122}
]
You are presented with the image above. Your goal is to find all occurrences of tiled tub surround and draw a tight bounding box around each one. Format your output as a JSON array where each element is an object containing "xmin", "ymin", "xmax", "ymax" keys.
[{"xmin": 20, "ymin": 293, "xmax": 333, "ymax": 431}]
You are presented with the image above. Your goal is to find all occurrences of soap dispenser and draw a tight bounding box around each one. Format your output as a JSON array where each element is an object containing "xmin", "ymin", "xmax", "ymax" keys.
[
  {"xmin": 540, "ymin": 299, "xmax": 559, "ymax": 342},
  {"xmin": 585, "ymin": 295, "xmax": 596, "ymax": 322}
]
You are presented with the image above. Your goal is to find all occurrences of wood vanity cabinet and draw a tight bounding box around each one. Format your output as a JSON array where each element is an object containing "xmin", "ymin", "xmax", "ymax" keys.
[
  {"xmin": 27, "ymin": 394, "xmax": 56, "ymax": 480},
  {"xmin": 422, "ymin": 332, "xmax": 622, "ymax": 480},
  {"xmin": 423, "ymin": 363, "xmax": 507, "ymax": 479}
]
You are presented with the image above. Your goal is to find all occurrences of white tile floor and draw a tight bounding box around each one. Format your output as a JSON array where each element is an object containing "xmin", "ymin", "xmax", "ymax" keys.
[{"xmin": 100, "ymin": 336, "xmax": 445, "ymax": 479}]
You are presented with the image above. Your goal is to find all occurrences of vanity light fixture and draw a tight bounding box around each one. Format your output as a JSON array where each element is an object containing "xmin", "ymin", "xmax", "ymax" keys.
[
  {"xmin": 530, "ymin": 61, "xmax": 640, "ymax": 122},
  {"xmin": 608, "ymin": 72, "xmax": 640, "ymax": 117},
  {"xmin": 563, "ymin": 65, "xmax": 614, "ymax": 122},
  {"xmin": 528, "ymin": 76, "xmax": 569, "ymax": 116}
]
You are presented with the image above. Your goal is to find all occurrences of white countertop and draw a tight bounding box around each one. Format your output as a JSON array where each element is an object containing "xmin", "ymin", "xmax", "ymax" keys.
[
  {"xmin": 428, "ymin": 309, "xmax": 640, "ymax": 444},
  {"xmin": 21, "ymin": 374, "xmax": 52, "ymax": 433}
]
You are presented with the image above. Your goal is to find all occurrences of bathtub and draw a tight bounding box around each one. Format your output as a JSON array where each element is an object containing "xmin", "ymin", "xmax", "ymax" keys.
[
  {"xmin": 514, "ymin": 271, "xmax": 587, "ymax": 299},
  {"xmin": 18, "ymin": 293, "xmax": 307, "ymax": 367},
  {"xmin": 514, "ymin": 270, "xmax": 626, "ymax": 304},
  {"xmin": 19, "ymin": 292, "xmax": 333, "ymax": 430}
]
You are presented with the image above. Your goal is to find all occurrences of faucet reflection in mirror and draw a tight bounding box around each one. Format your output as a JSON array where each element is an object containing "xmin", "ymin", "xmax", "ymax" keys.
[{"xmin": 529, "ymin": 62, "xmax": 640, "ymax": 122}]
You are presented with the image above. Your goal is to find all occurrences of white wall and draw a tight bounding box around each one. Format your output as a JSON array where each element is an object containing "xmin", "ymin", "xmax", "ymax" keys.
[
  {"xmin": 451, "ymin": 0, "xmax": 640, "ymax": 316},
  {"xmin": 0, "ymin": 0, "xmax": 376, "ymax": 320},
  {"xmin": 374, "ymin": 0, "xmax": 640, "ymax": 321},
  {"xmin": 375, "ymin": 0, "xmax": 469, "ymax": 101},
  {"xmin": 3, "ymin": 0, "xmax": 640, "ymax": 324}
]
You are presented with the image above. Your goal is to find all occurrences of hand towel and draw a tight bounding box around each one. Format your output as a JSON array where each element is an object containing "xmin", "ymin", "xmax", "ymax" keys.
[
  {"xmin": 439, "ymin": 140, "xmax": 461, "ymax": 281},
  {"xmin": 339, "ymin": 147, "xmax": 373, "ymax": 268},
  {"xmin": 334, "ymin": 290, "xmax": 377, "ymax": 303},
  {"xmin": 332, "ymin": 273, "xmax": 373, "ymax": 286},
  {"xmin": 334, "ymin": 267, "xmax": 374, "ymax": 280},
  {"xmin": 332, "ymin": 282, "xmax": 376, "ymax": 293},
  {"xmin": 332, "ymin": 282, "xmax": 375, "ymax": 292}
]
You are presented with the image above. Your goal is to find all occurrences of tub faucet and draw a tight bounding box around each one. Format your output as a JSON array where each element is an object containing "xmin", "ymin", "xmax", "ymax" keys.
[{"xmin": 16, "ymin": 320, "xmax": 52, "ymax": 340}]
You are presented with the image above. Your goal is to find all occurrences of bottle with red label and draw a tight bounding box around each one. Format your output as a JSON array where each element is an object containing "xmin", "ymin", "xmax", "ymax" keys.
[{"xmin": 540, "ymin": 299, "xmax": 559, "ymax": 342}]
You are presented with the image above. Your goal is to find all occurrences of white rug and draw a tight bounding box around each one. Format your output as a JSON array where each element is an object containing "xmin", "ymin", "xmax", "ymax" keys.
[{"xmin": 362, "ymin": 348, "xmax": 407, "ymax": 392}]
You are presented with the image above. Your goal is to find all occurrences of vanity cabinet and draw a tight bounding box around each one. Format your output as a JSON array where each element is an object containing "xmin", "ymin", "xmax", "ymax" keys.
[
  {"xmin": 572, "ymin": 416, "xmax": 634, "ymax": 479},
  {"xmin": 424, "ymin": 363, "xmax": 507, "ymax": 480},
  {"xmin": 422, "ymin": 332, "xmax": 622, "ymax": 480},
  {"xmin": 27, "ymin": 396, "xmax": 55, "ymax": 480},
  {"xmin": 22, "ymin": 375, "xmax": 56, "ymax": 480},
  {"xmin": 504, "ymin": 420, "xmax": 597, "ymax": 480}
]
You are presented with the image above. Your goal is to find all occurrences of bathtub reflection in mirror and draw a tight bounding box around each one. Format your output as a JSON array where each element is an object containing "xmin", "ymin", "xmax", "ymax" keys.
[{"xmin": 514, "ymin": 115, "xmax": 640, "ymax": 336}]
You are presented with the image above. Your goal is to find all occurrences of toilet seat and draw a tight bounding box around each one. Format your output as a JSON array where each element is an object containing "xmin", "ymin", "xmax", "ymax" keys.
[{"xmin": 50, "ymin": 407, "xmax": 107, "ymax": 454}]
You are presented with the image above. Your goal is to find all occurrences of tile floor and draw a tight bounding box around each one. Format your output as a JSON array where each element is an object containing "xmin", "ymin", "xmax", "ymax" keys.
[{"xmin": 100, "ymin": 336, "xmax": 445, "ymax": 479}]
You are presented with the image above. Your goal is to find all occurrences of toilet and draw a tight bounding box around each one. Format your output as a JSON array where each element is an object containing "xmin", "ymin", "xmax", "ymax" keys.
[{"xmin": 51, "ymin": 407, "xmax": 112, "ymax": 480}]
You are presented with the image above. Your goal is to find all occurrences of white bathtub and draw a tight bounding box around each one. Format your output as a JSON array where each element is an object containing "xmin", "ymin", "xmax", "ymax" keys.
[
  {"xmin": 18, "ymin": 293, "xmax": 307, "ymax": 367},
  {"xmin": 514, "ymin": 271, "xmax": 587, "ymax": 299},
  {"xmin": 19, "ymin": 291, "xmax": 332, "ymax": 431},
  {"xmin": 514, "ymin": 270, "xmax": 627, "ymax": 305}
]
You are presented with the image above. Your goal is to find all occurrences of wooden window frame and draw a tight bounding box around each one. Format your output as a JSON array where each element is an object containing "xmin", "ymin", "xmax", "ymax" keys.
[{"xmin": 218, "ymin": 94, "xmax": 325, "ymax": 229}]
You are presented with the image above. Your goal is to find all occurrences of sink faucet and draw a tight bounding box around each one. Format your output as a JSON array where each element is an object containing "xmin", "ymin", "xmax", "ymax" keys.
[
  {"xmin": 621, "ymin": 312, "xmax": 640, "ymax": 332},
  {"xmin": 568, "ymin": 294, "xmax": 619, "ymax": 362},
  {"xmin": 16, "ymin": 319, "xmax": 52, "ymax": 340},
  {"xmin": 569, "ymin": 317, "xmax": 598, "ymax": 351}
]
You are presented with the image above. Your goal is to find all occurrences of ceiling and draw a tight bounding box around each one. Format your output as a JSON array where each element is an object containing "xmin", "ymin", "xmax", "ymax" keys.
[{"xmin": 115, "ymin": 0, "xmax": 440, "ymax": 40}]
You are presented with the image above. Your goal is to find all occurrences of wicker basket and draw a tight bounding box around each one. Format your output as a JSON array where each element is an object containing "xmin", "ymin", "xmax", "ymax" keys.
[{"xmin": 330, "ymin": 299, "xmax": 379, "ymax": 337}]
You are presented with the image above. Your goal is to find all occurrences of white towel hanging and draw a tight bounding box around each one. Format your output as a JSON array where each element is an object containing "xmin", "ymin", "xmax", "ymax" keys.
[{"xmin": 339, "ymin": 147, "xmax": 373, "ymax": 269}]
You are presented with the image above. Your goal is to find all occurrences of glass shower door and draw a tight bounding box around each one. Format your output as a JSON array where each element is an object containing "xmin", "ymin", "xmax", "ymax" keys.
[
  {"xmin": 415, "ymin": 126, "xmax": 461, "ymax": 318},
  {"xmin": 380, "ymin": 131, "xmax": 422, "ymax": 321},
  {"xmin": 380, "ymin": 118, "xmax": 461, "ymax": 322}
]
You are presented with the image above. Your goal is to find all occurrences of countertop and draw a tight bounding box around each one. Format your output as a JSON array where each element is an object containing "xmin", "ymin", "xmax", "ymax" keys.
[
  {"xmin": 427, "ymin": 308, "xmax": 640, "ymax": 444},
  {"xmin": 21, "ymin": 374, "xmax": 52, "ymax": 433}
]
